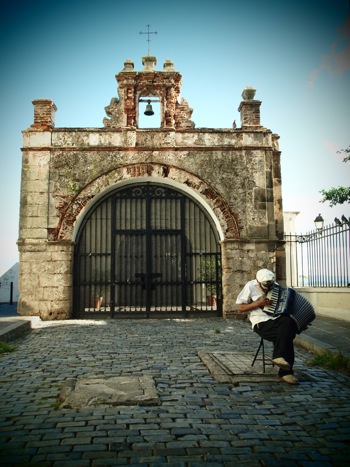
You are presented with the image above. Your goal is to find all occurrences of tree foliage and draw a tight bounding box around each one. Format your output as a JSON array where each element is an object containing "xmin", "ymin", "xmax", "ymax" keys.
[{"xmin": 320, "ymin": 146, "xmax": 350, "ymax": 206}]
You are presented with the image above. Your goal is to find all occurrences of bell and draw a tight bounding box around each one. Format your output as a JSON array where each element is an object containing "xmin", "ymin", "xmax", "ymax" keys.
[{"xmin": 144, "ymin": 100, "xmax": 154, "ymax": 116}]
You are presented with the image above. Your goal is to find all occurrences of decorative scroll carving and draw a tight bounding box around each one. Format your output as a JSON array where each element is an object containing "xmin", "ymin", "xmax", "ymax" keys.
[
  {"xmin": 103, "ymin": 97, "xmax": 124, "ymax": 128},
  {"xmin": 175, "ymin": 98, "xmax": 195, "ymax": 129}
]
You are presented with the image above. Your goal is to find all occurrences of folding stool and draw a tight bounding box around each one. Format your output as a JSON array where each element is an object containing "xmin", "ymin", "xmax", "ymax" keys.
[{"xmin": 251, "ymin": 338, "xmax": 274, "ymax": 373}]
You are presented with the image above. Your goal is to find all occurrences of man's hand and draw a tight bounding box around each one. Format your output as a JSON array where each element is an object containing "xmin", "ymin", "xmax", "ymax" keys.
[
  {"xmin": 238, "ymin": 296, "xmax": 271, "ymax": 313},
  {"xmin": 259, "ymin": 296, "xmax": 272, "ymax": 308}
]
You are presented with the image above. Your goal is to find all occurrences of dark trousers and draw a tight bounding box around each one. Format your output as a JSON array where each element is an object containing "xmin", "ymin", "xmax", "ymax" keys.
[{"xmin": 254, "ymin": 315, "xmax": 297, "ymax": 376}]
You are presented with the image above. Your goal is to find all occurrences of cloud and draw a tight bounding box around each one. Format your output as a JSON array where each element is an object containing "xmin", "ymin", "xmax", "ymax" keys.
[{"xmin": 307, "ymin": 15, "xmax": 350, "ymax": 88}]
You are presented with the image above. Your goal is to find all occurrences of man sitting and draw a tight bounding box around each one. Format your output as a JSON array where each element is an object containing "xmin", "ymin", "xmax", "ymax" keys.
[{"xmin": 236, "ymin": 269, "xmax": 299, "ymax": 385}]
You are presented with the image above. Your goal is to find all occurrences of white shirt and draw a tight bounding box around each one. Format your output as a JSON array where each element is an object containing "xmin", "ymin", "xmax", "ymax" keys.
[{"xmin": 236, "ymin": 279, "xmax": 280, "ymax": 329}]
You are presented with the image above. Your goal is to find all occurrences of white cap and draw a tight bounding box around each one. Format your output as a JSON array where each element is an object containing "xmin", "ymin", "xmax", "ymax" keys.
[{"xmin": 256, "ymin": 269, "xmax": 275, "ymax": 283}]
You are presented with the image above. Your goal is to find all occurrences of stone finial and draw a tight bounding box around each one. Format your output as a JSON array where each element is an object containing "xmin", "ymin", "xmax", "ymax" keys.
[
  {"xmin": 163, "ymin": 59, "xmax": 176, "ymax": 72},
  {"xmin": 242, "ymin": 86, "xmax": 256, "ymax": 100},
  {"xmin": 121, "ymin": 59, "xmax": 135, "ymax": 72},
  {"xmin": 142, "ymin": 55, "xmax": 157, "ymax": 71},
  {"xmin": 238, "ymin": 87, "xmax": 261, "ymax": 127}
]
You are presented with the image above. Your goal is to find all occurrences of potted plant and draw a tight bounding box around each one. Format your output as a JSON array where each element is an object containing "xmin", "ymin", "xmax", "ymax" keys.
[
  {"xmin": 200, "ymin": 256, "xmax": 218, "ymax": 306},
  {"xmin": 94, "ymin": 292, "xmax": 103, "ymax": 310}
]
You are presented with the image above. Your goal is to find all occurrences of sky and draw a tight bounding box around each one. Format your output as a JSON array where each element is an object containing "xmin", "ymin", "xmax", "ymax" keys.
[{"xmin": 0, "ymin": 0, "xmax": 349, "ymax": 275}]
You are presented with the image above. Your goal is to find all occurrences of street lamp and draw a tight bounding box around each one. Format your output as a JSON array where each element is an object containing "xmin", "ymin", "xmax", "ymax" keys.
[
  {"xmin": 314, "ymin": 213, "xmax": 324, "ymax": 231},
  {"xmin": 296, "ymin": 214, "xmax": 325, "ymax": 243}
]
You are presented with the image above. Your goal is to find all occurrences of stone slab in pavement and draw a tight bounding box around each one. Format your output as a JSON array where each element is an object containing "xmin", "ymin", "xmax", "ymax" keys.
[
  {"xmin": 198, "ymin": 350, "xmax": 312, "ymax": 385},
  {"xmin": 59, "ymin": 375, "xmax": 160, "ymax": 409}
]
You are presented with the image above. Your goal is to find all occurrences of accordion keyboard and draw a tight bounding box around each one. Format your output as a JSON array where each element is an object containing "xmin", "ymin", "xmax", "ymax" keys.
[{"xmin": 263, "ymin": 285, "xmax": 294, "ymax": 315}]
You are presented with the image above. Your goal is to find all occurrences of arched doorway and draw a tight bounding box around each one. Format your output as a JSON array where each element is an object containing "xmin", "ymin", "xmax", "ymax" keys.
[{"xmin": 73, "ymin": 182, "xmax": 222, "ymax": 318}]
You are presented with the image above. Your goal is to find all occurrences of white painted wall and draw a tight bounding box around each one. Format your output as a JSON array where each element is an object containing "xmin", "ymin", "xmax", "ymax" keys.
[{"xmin": 0, "ymin": 262, "xmax": 19, "ymax": 304}]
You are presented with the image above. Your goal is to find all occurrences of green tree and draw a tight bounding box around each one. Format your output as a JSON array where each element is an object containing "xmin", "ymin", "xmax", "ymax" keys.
[{"xmin": 320, "ymin": 145, "xmax": 350, "ymax": 206}]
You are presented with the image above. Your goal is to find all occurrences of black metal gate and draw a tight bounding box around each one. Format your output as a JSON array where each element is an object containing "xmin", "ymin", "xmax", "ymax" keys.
[{"xmin": 73, "ymin": 183, "xmax": 222, "ymax": 318}]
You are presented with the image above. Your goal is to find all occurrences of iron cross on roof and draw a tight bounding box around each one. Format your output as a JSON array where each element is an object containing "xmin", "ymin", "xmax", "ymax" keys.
[{"xmin": 139, "ymin": 25, "xmax": 157, "ymax": 55}]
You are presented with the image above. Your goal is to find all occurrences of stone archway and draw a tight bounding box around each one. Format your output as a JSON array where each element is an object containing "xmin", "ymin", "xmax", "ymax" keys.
[{"xmin": 52, "ymin": 163, "xmax": 241, "ymax": 243}]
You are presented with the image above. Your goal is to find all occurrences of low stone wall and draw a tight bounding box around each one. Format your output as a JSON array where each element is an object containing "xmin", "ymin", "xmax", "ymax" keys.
[{"xmin": 296, "ymin": 288, "xmax": 350, "ymax": 322}]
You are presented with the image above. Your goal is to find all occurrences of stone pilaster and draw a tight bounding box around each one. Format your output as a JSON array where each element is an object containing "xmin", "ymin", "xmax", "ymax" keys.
[{"xmin": 17, "ymin": 240, "xmax": 73, "ymax": 320}]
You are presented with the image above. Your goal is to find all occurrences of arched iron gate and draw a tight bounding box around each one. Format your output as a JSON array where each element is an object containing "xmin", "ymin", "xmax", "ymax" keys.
[{"xmin": 73, "ymin": 183, "xmax": 222, "ymax": 318}]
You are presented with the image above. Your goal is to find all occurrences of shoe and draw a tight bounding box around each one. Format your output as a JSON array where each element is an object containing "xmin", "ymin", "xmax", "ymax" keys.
[
  {"xmin": 272, "ymin": 357, "xmax": 291, "ymax": 370},
  {"xmin": 280, "ymin": 374, "xmax": 299, "ymax": 385}
]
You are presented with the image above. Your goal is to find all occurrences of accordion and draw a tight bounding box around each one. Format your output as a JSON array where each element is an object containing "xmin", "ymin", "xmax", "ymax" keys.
[{"xmin": 262, "ymin": 284, "xmax": 316, "ymax": 333}]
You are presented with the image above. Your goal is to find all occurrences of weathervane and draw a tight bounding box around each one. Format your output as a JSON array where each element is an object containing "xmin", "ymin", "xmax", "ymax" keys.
[{"xmin": 139, "ymin": 24, "xmax": 157, "ymax": 55}]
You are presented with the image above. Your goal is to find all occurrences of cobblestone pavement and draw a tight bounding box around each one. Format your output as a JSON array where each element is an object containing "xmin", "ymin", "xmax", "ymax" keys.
[{"xmin": 0, "ymin": 318, "xmax": 349, "ymax": 466}]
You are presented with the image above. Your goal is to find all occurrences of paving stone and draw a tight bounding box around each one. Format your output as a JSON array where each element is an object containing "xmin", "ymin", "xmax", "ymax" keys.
[
  {"xmin": 0, "ymin": 318, "xmax": 349, "ymax": 464},
  {"xmin": 46, "ymin": 451, "xmax": 83, "ymax": 461}
]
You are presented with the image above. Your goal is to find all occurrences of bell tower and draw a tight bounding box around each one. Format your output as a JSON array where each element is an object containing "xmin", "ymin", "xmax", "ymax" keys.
[{"xmin": 103, "ymin": 56, "xmax": 195, "ymax": 129}]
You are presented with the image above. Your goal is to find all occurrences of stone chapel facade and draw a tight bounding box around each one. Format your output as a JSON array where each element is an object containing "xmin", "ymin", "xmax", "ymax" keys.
[{"xmin": 18, "ymin": 55, "xmax": 285, "ymax": 320}]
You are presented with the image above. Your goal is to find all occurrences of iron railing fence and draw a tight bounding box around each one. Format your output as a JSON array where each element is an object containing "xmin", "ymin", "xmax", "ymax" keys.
[{"xmin": 285, "ymin": 219, "xmax": 350, "ymax": 288}]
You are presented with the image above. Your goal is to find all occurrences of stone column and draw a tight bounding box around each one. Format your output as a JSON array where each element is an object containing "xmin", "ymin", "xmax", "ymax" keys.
[{"xmin": 18, "ymin": 102, "xmax": 73, "ymax": 320}]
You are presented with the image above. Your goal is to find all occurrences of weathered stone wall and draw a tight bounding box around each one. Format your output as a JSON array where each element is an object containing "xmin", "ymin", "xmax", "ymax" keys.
[
  {"xmin": 18, "ymin": 58, "xmax": 284, "ymax": 320},
  {"xmin": 17, "ymin": 240, "xmax": 73, "ymax": 319}
]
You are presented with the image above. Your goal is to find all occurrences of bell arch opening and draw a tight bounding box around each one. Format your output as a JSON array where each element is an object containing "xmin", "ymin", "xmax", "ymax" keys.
[{"xmin": 138, "ymin": 96, "xmax": 161, "ymax": 128}]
